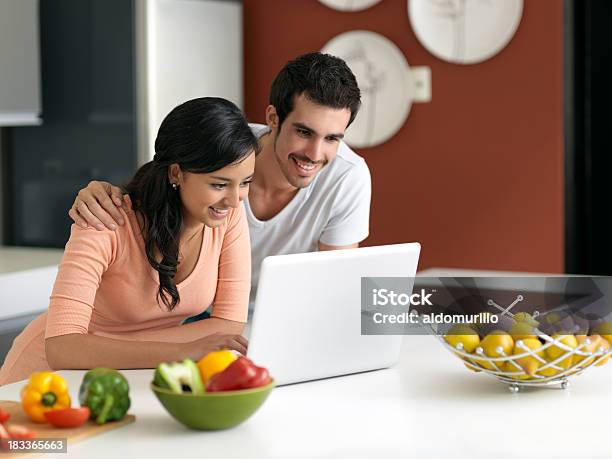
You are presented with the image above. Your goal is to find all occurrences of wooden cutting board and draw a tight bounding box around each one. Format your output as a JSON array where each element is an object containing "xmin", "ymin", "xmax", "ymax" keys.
[{"xmin": 0, "ymin": 401, "xmax": 135, "ymax": 456}]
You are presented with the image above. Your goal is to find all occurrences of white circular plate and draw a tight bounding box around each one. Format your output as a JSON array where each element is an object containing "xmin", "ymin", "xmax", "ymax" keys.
[
  {"xmin": 319, "ymin": 0, "xmax": 382, "ymax": 12},
  {"xmin": 408, "ymin": 0, "xmax": 523, "ymax": 64},
  {"xmin": 321, "ymin": 31, "xmax": 413, "ymax": 148}
]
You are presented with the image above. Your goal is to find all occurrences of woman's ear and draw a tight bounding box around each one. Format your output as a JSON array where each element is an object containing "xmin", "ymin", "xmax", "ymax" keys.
[{"xmin": 168, "ymin": 164, "xmax": 182, "ymax": 187}]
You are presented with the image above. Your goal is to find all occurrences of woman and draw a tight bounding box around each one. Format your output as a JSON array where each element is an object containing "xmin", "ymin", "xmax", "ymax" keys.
[{"xmin": 0, "ymin": 97, "xmax": 258, "ymax": 385}]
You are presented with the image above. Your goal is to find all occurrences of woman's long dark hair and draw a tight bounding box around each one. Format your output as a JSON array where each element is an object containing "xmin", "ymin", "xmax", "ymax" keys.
[{"xmin": 124, "ymin": 97, "xmax": 259, "ymax": 311}]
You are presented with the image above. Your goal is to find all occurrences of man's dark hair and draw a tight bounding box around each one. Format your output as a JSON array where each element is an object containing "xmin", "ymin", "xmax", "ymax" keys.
[{"xmin": 269, "ymin": 52, "xmax": 361, "ymax": 129}]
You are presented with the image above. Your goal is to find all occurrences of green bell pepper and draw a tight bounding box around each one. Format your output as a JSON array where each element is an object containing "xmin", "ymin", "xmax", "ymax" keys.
[
  {"xmin": 78, "ymin": 368, "xmax": 131, "ymax": 425},
  {"xmin": 153, "ymin": 359, "xmax": 205, "ymax": 395}
]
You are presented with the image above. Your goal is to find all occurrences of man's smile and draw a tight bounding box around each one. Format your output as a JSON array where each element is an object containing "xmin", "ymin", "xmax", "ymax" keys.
[{"xmin": 290, "ymin": 154, "xmax": 326, "ymax": 176}]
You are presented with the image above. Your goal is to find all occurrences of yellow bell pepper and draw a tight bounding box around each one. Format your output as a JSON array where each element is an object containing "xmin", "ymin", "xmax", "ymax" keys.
[
  {"xmin": 21, "ymin": 372, "xmax": 71, "ymax": 423},
  {"xmin": 197, "ymin": 350, "xmax": 237, "ymax": 385}
]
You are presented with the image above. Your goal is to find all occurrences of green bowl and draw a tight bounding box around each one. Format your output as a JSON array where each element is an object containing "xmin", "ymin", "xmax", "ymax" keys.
[{"xmin": 150, "ymin": 380, "xmax": 275, "ymax": 430}]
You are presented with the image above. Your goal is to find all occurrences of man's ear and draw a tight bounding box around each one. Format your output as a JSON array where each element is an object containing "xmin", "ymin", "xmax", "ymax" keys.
[
  {"xmin": 168, "ymin": 163, "xmax": 182, "ymax": 186},
  {"xmin": 265, "ymin": 105, "xmax": 279, "ymax": 130}
]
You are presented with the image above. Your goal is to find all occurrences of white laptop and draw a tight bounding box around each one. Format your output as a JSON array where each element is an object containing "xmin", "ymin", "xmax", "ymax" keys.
[{"xmin": 247, "ymin": 243, "xmax": 421, "ymax": 386}]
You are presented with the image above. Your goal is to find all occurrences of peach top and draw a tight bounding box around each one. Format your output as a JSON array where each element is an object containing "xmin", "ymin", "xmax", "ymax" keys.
[{"xmin": 0, "ymin": 196, "xmax": 251, "ymax": 385}]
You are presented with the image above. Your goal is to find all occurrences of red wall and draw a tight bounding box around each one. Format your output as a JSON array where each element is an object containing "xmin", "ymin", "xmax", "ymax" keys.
[{"xmin": 243, "ymin": 0, "xmax": 564, "ymax": 273}]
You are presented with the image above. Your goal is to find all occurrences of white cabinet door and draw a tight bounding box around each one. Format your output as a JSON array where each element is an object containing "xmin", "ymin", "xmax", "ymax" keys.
[
  {"xmin": 0, "ymin": 0, "xmax": 41, "ymax": 126},
  {"xmin": 136, "ymin": 0, "xmax": 243, "ymax": 163}
]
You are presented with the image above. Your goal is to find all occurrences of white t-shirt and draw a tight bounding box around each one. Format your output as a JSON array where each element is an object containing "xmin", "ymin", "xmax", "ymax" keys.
[{"xmin": 246, "ymin": 124, "xmax": 372, "ymax": 304}]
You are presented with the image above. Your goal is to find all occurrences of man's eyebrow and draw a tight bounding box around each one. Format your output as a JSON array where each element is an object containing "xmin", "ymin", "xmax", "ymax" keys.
[{"xmin": 293, "ymin": 122, "xmax": 344, "ymax": 140}]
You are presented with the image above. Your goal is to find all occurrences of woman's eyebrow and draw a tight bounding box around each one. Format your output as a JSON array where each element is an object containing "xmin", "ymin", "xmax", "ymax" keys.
[{"xmin": 210, "ymin": 173, "xmax": 254, "ymax": 181}]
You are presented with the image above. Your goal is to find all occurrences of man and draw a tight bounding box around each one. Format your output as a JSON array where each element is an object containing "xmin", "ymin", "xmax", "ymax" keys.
[{"xmin": 69, "ymin": 52, "xmax": 371, "ymax": 305}]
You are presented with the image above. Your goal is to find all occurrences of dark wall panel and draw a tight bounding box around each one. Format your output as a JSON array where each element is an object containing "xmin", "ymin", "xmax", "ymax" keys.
[{"xmin": 7, "ymin": 0, "xmax": 136, "ymax": 247}]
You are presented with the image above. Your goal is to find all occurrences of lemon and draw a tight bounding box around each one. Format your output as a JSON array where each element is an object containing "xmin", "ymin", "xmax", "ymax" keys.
[
  {"xmin": 543, "ymin": 312, "xmax": 562, "ymax": 326},
  {"xmin": 572, "ymin": 316, "xmax": 590, "ymax": 335},
  {"xmin": 509, "ymin": 338, "xmax": 544, "ymax": 378},
  {"xmin": 509, "ymin": 321, "xmax": 537, "ymax": 341},
  {"xmin": 593, "ymin": 322, "xmax": 612, "ymax": 345},
  {"xmin": 479, "ymin": 331, "xmax": 513, "ymax": 371},
  {"xmin": 474, "ymin": 312, "xmax": 495, "ymax": 331},
  {"xmin": 540, "ymin": 334, "xmax": 578, "ymax": 377},
  {"xmin": 540, "ymin": 312, "xmax": 575, "ymax": 335},
  {"xmin": 595, "ymin": 337, "xmax": 611, "ymax": 366},
  {"xmin": 444, "ymin": 324, "xmax": 480, "ymax": 353},
  {"xmin": 574, "ymin": 335, "xmax": 603, "ymax": 367},
  {"xmin": 197, "ymin": 350, "xmax": 238, "ymax": 384},
  {"xmin": 514, "ymin": 312, "xmax": 539, "ymax": 327},
  {"xmin": 478, "ymin": 314, "xmax": 515, "ymax": 337},
  {"xmin": 538, "ymin": 365, "xmax": 560, "ymax": 377}
]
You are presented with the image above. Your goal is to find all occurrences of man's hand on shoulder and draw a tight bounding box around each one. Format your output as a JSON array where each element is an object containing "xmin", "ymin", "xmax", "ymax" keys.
[{"xmin": 68, "ymin": 181, "xmax": 126, "ymax": 231}]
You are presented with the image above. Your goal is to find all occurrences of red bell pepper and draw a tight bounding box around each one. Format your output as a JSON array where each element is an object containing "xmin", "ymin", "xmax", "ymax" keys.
[
  {"xmin": 245, "ymin": 366, "xmax": 270, "ymax": 389},
  {"xmin": 206, "ymin": 357, "xmax": 271, "ymax": 392}
]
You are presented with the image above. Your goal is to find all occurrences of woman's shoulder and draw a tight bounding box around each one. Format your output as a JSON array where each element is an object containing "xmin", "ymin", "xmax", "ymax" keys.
[{"xmin": 66, "ymin": 195, "xmax": 140, "ymax": 263}]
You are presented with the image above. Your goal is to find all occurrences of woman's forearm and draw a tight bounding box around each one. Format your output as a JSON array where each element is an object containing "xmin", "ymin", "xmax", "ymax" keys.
[
  {"xmin": 114, "ymin": 317, "xmax": 246, "ymax": 344},
  {"xmin": 45, "ymin": 325, "xmax": 248, "ymax": 370},
  {"xmin": 45, "ymin": 333, "xmax": 182, "ymax": 370}
]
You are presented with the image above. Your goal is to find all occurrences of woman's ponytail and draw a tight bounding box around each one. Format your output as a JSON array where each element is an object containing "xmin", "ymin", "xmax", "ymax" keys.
[{"xmin": 125, "ymin": 161, "xmax": 182, "ymax": 310}]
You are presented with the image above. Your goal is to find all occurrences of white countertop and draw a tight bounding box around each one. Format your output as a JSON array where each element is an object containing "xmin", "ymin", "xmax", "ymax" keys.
[
  {"xmin": 0, "ymin": 247, "xmax": 63, "ymax": 275},
  {"xmin": 0, "ymin": 335, "xmax": 610, "ymax": 459},
  {"xmin": 0, "ymin": 247, "xmax": 63, "ymax": 320}
]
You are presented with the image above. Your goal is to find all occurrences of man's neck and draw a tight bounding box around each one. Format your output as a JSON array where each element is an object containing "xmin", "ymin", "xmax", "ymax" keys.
[
  {"xmin": 251, "ymin": 130, "xmax": 296, "ymax": 196},
  {"xmin": 248, "ymin": 130, "xmax": 299, "ymax": 221}
]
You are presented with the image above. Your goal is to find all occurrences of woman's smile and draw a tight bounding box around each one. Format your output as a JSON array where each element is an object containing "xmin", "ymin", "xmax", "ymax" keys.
[{"xmin": 208, "ymin": 206, "xmax": 230, "ymax": 220}]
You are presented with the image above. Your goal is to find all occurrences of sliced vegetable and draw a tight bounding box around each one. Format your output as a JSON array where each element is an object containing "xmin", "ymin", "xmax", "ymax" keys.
[
  {"xmin": 6, "ymin": 425, "xmax": 36, "ymax": 439},
  {"xmin": 44, "ymin": 407, "xmax": 91, "ymax": 428},
  {"xmin": 153, "ymin": 359, "xmax": 205, "ymax": 394},
  {"xmin": 0, "ymin": 423, "xmax": 9, "ymax": 440},
  {"xmin": 79, "ymin": 368, "xmax": 130, "ymax": 425},
  {"xmin": 206, "ymin": 357, "xmax": 271, "ymax": 392},
  {"xmin": 21, "ymin": 372, "xmax": 71, "ymax": 423},
  {"xmin": 0, "ymin": 423, "xmax": 35, "ymax": 452},
  {"xmin": 0, "ymin": 407, "xmax": 11, "ymax": 424}
]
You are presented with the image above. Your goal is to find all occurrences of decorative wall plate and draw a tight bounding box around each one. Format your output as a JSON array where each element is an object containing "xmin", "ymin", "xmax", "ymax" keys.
[
  {"xmin": 408, "ymin": 0, "xmax": 523, "ymax": 64},
  {"xmin": 319, "ymin": 0, "xmax": 382, "ymax": 12},
  {"xmin": 322, "ymin": 31, "xmax": 429, "ymax": 148}
]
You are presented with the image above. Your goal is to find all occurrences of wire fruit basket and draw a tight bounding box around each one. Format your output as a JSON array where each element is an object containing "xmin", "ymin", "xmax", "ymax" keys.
[{"xmin": 427, "ymin": 295, "xmax": 612, "ymax": 392}]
